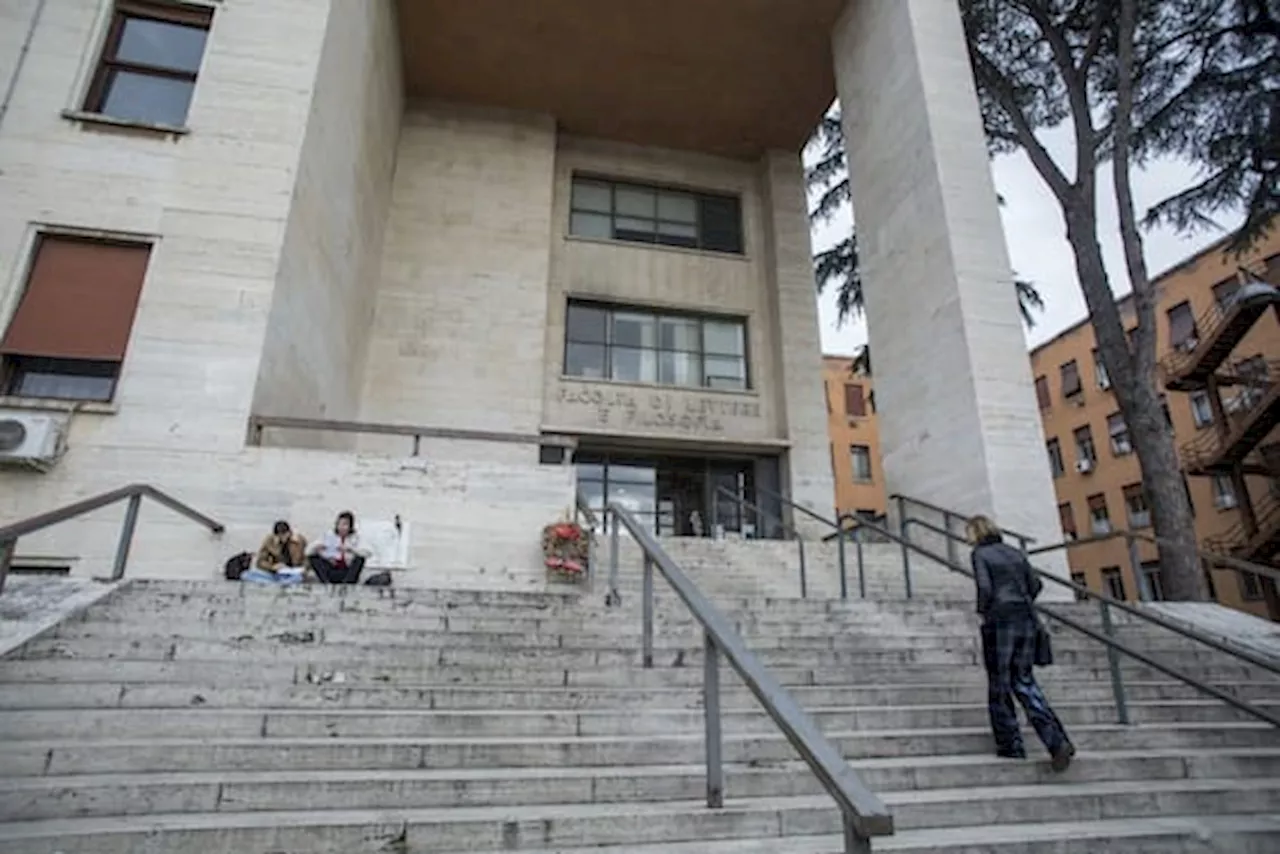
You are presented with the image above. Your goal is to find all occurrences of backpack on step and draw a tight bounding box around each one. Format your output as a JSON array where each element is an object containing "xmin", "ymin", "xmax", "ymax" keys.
[{"xmin": 223, "ymin": 552, "xmax": 252, "ymax": 581}]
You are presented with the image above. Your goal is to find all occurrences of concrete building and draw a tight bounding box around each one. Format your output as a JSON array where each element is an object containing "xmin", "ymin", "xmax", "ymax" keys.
[
  {"xmin": 0, "ymin": 0, "xmax": 1066, "ymax": 587},
  {"xmin": 1030, "ymin": 230, "xmax": 1280, "ymax": 620},
  {"xmin": 821, "ymin": 354, "xmax": 888, "ymax": 524}
]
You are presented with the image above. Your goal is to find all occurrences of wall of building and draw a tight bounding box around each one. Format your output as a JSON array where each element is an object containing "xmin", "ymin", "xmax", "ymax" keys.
[
  {"xmin": 251, "ymin": 0, "xmax": 402, "ymax": 433},
  {"xmin": 822, "ymin": 356, "xmax": 887, "ymax": 519},
  {"xmin": 358, "ymin": 103, "xmax": 557, "ymax": 437},
  {"xmin": 1031, "ymin": 231, "xmax": 1280, "ymax": 619}
]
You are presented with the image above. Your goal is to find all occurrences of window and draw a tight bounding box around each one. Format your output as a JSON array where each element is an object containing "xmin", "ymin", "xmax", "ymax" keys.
[
  {"xmin": 1058, "ymin": 502, "xmax": 1078, "ymax": 540},
  {"xmin": 1167, "ymin": 301, "xmax": 1198, "ymax": 350},
  {"xmin": 1070, "ymin": 572, "xmax": 1089, "ymax": 601},
  {"xmin": 1, "ymin": 235, "xmax": 150, "ymax": 402},
  {"xmin": 569, "ymin": 176, "xmax": 744, "ymax": 254},
  {"xmin": 1160, "ymin": 394, "xmax": 1174, "ymax": 429},
  {"xmin": 1093, "ymin": 349, "xmax": 1111, "ymax": 390},
  {"xmin": 1074, "ymin": 425, "xmax": 1097, "ymax": 467},
  {"xmin": 850, "ymin": 445, "xmax": 873, "ymax": 482},
  {"xmin": 1087, "ymin": 493, "xmax": 1112, "ymax": 535},
  {"xmin": 84, "ymin": 1, "xmax": 212, "ymax": 127},
  {"xmin": 1190, "ymin": 391, "xmax": 1214, "ymax": 428},
  {"xmin": 1035, "ymin": 375, "xmax": 1051, "ymax": 410},
  {"xmin": 1046, "ymin": 438, "xmax": 1065, "ymax": 478},
  {"xmin": 1123, "ymin": 483, "xmax": 1151, "ymax": 529},
  {"xmin": 1212, "ymin": 475, "xmax": 1237, "ymax": 510},
  {"xmin": 1239, "ymin": 571, "xmax": 1263, "ymax": 601},
  {"xmin": 1213, "ymin": 278, "xmax": 1240, "ymax": 309},
  {"xmin": 1107, "ymin": 412, "xmax": 1132, "ymax": 456},
  {"xmin": 1140, "ymin": 561, "xmax": 1166, "ymax": 601},
  {"xmin": 1060, "ymin": 360, "xmax": 1082, "ymax": 399},
  {"xmin": 844, "ymin": 384, "xmax": 867, "ymax": 418},
  {"xmin": 1101, "ymin": 566, "xmax": 1127, "ymax": 600},
  {"xmin": 564, "ymin": 302, "xmax": 747, "ymax": 390}
]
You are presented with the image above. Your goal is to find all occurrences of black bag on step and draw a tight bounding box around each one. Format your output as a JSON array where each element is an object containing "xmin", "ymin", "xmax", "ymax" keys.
[
  {"xmin": 364, "ymin": 571, "xmax": 392, "ymax": 587},
  {"xmin": 224, "ymin": 552, "xmax": 252, "ymax": 581}
]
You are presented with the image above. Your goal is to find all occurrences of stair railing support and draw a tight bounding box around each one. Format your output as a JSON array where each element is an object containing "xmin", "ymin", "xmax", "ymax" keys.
[
  {"xmin": 110, "ymin": 493, "xmax": 144, "ymax": 582},
  {"xmin": 703, "ymin": 631, "xmax": 725, "ymax": 808},
  {"xmin": 1099, "ymin": 598, "xmax": 1131, "ymax": 724},
  {"xmin": 642, "ymin": 554, "xmax": 654, "ymax": 669}
]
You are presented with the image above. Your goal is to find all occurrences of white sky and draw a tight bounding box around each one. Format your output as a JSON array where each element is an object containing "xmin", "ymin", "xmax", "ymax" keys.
[{"xmin": 811, "ymin": 126, "xmax": 1236, "ymax": 356}]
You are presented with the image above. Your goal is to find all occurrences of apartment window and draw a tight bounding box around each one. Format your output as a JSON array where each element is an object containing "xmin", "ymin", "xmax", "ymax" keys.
[
  {"xmin": 1101, "ymin": 566, "xmax": 1127, "ymax": 600},
  {"xmin": 84, "ymin": 1, "xmax": 213, "ymax": 127},
  {"xmin": 844, "ymin": 384, "xmax": 867, "ymax": 418},
  {"xmin": 1074, "ymin": 425, "xmax": 1097, "ymax": 467},
  {"xmin": 1212, "ymin": 475, "xmax": 1237, "ymax": 510},
  {"xmin": 1140, "ymin": 561, "xmax": 1166, "ymax": 601},
  {"xmin": 1035, "ymin": 376, "xmax": 1051, "ymax": 410},
  {"xmin": 850, "ymin": 445, "xmax": 873, "ymax": 483},
  {"xmin": 1167, "ymin": 301, "xmax": 1198, "ymax": 350},
  {"xmin": 1123, "ymin": 483, "xmax": 1151, "ymax": 529},
  {"xmin": 1070, "ymin": 572, "xmax": 1089, "ymax": 601},
  {"xmin": 1058, "ymin": 502, "xmax": 1078, "ymax": 541},
  {"xmin": 1107, "ymin": 412, "xmax": 1132, "ymax": 456},
  {"xmin": 1046, "ymin": 438, "xmax": 1065, "ymax": 478},
  {"xmin": 1, "ymin": 235, "xmax": 150, "ymax": 401},
  {"xmin": 1060, "ymin": 360, "xmax": 1082, "ymax": 399},
  {"xmin": 1213, "ymin": 278, "xmax": 1240, "ymax": 309},
  {"xmin": 1190, "ymin": 391, "xmax": 1214, "ymax": 428},
  {"xmin": 1239, "ymin": 571, "xmax": 1264, "ymax": 601},
  {"xmin": 564, "ymin": 302, "xmax": 747, "ymax": 390},
  {"xmin": 569, "ymin": 177, "xmax": 743, "ymax": 254},
  {"xmin": 1093, "ymin": 349, "xmax": 1111, "ymax": 390},
  {"xmin": 1087, "ymin": 493, "xmax": 1112, "ymax": 535}
]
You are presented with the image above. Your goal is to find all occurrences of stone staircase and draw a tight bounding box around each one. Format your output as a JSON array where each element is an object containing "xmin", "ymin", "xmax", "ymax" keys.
[{"xmin": 0, "ymin": 565, "xmax": 1278, "ymax": 851}]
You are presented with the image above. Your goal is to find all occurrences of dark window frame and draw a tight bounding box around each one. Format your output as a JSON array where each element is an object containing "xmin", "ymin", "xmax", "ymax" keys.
[
  {"xmin": 849, "ymin": 444, "xmax": 873, "ymax": 483},
  {"xmin": 1060, "ymin": 359, "xmax": 1082, "ymax": 398},
  {"xmin": 569, "ymin": 175, "xmax": 744, "ymax": 255},
  {"xmin": 1101, "ymin": 566, "xmax": 1127, "ymax": 600},
  {"xmin": 1046, "ymin": 438, "xmax": 1065, "ymax": 478},
  {"xmin": 1058, "ymin": 501, "xmax": 1078, "ymax": 539},
  {"xmin": 1035, "ymin": 375, "xmax": 1051, "ymax": 410},
  {"xmin": 1140, "ymin": 560, "xmax": 1166, "ymax": 601},
  {"xmin": 844, "ymin": 383, "xmax": 867, "ymax": 418},
  {"xmin": 84, "ymin": 1, "xmax": 213, "ymax": 126},
  {"xmin": 1166, "ymin": 300, "xmax": 1199, "ymax": 349},
  {"xmin": 1123, "ymin": 482, "xmax": 1151, "ymax": 529},
  {"xmin": 1087, "ymin": 493, "xmax": 1112, "ymax": 534},
  {"xmin": 1074, "ymin": 424, "xmax": 1098, "ymax": 465},
  {"xmin": 2, "ymin": 355, "xmax": 120, "ymax": 402},
  {"xmin": 1107, "ymin": 411, "xmax": 1132, "ymax": 456}
]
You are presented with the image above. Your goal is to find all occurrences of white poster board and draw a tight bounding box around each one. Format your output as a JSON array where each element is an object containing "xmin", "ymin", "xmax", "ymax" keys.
[{"xmin": 360, "ymin": 519, "xmax": 410, "ymax": 570}]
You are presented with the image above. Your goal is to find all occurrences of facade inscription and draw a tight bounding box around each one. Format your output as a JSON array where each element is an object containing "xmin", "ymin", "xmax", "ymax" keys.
[{"xmin": 558, "ymin": 386, "xmax": 761, "ymax": 435}]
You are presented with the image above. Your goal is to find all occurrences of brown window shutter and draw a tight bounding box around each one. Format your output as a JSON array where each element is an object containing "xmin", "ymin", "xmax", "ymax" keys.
[
  {"xmin": 0, "ymin": 236, "xmax": 151, "ymax": 361},
  {"xmin": 844, "ymin": 383, "xmax": 866, "ymax": 417},
  {"xmin": 1167, "ymin": 301, "xmax": 1196, "ymax": 345},
  {"xmin": 1058, "ymin": 502, "xmax": 1076, "ymax": 536},
  {"xmin": 1035, "ymin": 376, "xmax": 1051, "ymax": 409},
  {"xmin": 1060, "ymin": 360, "xmax": 1081, "ymax": 396}
]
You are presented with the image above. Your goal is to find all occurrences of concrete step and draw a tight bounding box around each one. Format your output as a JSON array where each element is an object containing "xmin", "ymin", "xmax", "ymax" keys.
[
  {"xmin": 5, "ymin": 749, "xmax": 1279, "ymax": 822},
  {"xmin": 2, "ymin": 722, "xmax": 1273, "ymax": 777},
  {"xmin": 0, "ymin": 780, "xmax": 1276, "ymax": 852}
]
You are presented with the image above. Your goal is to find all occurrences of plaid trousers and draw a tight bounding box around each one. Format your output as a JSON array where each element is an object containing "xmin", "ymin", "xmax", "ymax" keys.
[{"xmin": 981, "ymin": 610, "xmax": 1070, "ymax": 755}]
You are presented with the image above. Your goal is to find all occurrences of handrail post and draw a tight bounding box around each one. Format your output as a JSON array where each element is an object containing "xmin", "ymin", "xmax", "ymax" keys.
[
  {"xmin": 899, "ymin": 520, "xmax": 914, "ymax": 600},
  {"xmin": 855, "ymin": 531, "xmax": 866, "ymax": 599},
  {"xmin": 111, "ymin": 493, "xmax": 143, "ymax": 581},
  {"xmin": 943, "ymin": 510, "xmax": 958, "ymax": 567},
  {"xmin": 1125, "ymin": 534, "xmax": 1146, "ymax": 601},
  {"xmin": 1099, "ymin": 598, "xmax": 1131, "ymax": 724},
  {"xmin": 836, "ymin": 528, "xmax": 847, "ymax": 600},
  {"xmin": 0, "ymin": 538, "xmax": 14, "ymax": 595},
  {"xmin": 844, "ymin": 817, "xmax": 872, "ymax": 853},
  {"xmin": 608, "ymin": 511, "xmax": 621, "ymax": 607},
  {"xmin": 703, "ymin": 631, "xmax": 725, "ymax": 808},
  {"xmin": 797, "ymin": 537, "xmax": 808, "ymax": 599},
  {"xmin": 642, "ymin": 555, "xmax": 655, "ymax": 669}
]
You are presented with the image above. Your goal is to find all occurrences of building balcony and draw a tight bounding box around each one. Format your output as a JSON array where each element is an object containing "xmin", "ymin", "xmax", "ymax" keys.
[
  {"xmin": 1205, "ymin": 491, "xmax": 1280, "ymax": 565},
  {"xmin": 1180, "ymin": 360, "xmax": 1280, "ymax": 475},
  {"xmin": 1160, "ymin": 281, "xmax": 1280, "ymax": 392}
]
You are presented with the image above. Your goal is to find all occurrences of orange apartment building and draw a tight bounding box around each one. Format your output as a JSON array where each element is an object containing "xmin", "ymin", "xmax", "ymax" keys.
[
  {"xmin": 821, "ymin": 355, "xmax": 888, "ymax": 525},
  {"xmin": 1030, "ymin": 230, "xmax": 1280, "ymax": 621}
]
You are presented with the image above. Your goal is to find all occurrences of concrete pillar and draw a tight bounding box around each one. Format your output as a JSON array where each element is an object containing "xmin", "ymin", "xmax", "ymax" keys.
[
  {"xmin": 760, "ymin": 151, "xmax": 838, "ymax": 536},
  {"xmin": 832, "ymin": 0, "xmax": 1070, "ymax": 587}
]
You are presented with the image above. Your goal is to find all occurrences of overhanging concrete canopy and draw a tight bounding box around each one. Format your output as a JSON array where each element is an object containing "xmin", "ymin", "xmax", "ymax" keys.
[{"xmin": 395, "ymin": 0, "xmax": 847, "ymax": 158}]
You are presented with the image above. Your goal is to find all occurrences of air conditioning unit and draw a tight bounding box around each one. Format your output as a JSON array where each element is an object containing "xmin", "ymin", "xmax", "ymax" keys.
[
  {"xmin": 1075, "ymin": 458, "xmax": 1094, "ymax": 474},
  {"xmin": 0, "ymin": 412, "xmax": 67, "ymax": 472}
]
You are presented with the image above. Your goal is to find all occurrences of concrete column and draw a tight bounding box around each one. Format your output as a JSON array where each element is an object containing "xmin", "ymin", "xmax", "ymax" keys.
[
  {"xmin": 832, "ymin": 0, "xmax": 1070, "ymax": 587},
  {"xmin": 760, "ymin": 151, "xmax": 837, "ymax": 536}
]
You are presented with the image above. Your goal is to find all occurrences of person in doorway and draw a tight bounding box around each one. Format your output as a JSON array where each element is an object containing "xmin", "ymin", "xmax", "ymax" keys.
[
  {"xmin": 968, "ymin": 515, "xmax": 1075, "ymax": 771},
  {"xmin": 308, "ymin": 511, "xmax": 370, "ymax": 584}
]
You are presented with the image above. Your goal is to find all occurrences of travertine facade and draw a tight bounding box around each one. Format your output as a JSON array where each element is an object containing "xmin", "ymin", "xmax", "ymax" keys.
[{"xmin": 0, "ymin": 0, "xmax": 1061, "ymax": 589}]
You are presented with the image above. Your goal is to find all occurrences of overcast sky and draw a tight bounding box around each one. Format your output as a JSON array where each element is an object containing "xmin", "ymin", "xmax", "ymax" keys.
[{"xmin": 811, "ymin": 126, "xmax": 1235, "ymax": 356}]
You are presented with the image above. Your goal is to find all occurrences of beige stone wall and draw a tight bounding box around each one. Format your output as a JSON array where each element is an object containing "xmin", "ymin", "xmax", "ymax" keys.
[{"xmin": 252, "ymin": 0, "xmax": 403, "ymax": 434}]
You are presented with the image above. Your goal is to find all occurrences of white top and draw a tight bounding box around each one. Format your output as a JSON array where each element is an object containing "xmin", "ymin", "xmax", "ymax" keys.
[{"xmin": 314, "ymin": 531, "xmax": 370, "ymax": 563}]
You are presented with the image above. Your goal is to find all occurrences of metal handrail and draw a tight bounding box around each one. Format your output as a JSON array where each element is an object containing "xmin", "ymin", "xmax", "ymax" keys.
[
  {"xmin": 1180, "ymin": 376, "xmax": 1280, "ymax": 470},
  {"xmin": 889, "ymin": 493, "xmax": 1035, "ymax": 554},
  {"xmin": 713, "ymin": 486, "xmax": 810, "ymax": 598},
  {"xmin": 0, "ymin": 484, "xmax": 225, "ymax": 594},
  {"xmin": 606, "ymin": 502, "xmax": 894, "ymax": 850},
  {"xmin": 1204, "ymin": 492, "xmax": 1280, "ymax": 560},
  {"xmin": 247, "ymin": 415, "xmax": 577, "ymax": 456},
  {"xmin": 1159, "ymin": 279, "xmax": 1280, "ymax": 379}
]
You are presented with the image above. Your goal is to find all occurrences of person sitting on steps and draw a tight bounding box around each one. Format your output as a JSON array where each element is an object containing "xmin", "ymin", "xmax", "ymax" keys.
[
  {"xmin": 308, "ymin": 511, "xmax": 370, "ymax": 584},
  {"xmin": 968, "ymin": 514, "xmax": 1075, "ymax": 772},
  {"xmin": 255, "ymin": 520, "xmax": 307, "ymax": 573}
]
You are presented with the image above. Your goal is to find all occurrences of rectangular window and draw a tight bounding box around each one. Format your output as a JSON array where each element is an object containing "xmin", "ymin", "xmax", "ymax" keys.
[
  {"xmin": 1141, "ymin": 561, "xmax": 1166, "ymax": 601},
  {"xmin": 844, "ymin": 383, "xmax": 866, "ymax": 417},
  {"xmin": 1102, "ymin": 566, "xmax": 1127, "ymax": 600},
  {"xmin": 1046, "ymin": 438, "xmax": 1065, "ymax": 478},
  {"xmin": 1058, "ymin": 502, "xmax": 1078, "ymax": 540},
  {"xmin": 1123, "ymin": 483, "xmax": 1151, "ymax": 529},
  {"xmin": 1060, "ymin": 360, "xmax": 1082, "ymax": 398},
  {"xmin": 1167, "ymin": 301, "xmax": 1199, "ymax": 350},
  {"xmin": 1190, "ymin": 391, "xmax": 1214, "ymax": 428},
  {"xmin": 1070, "ymin": 572, "xmax": 1089, "ymax": 601},
  {"xmin": 1212, "ymin": 475, "xmax": 1237, "ymax": 509},
  {"xmin": 1087, "ymin": 493, "xmax": 1112, "ymax": 535},
  {"xmin": 85, "ymin": 1, "xmax": 213, "ymax": 127},
  {"xmin": 1107, "ymin": 412, "xmax": 1132, "ymax": 456},
  {"xmin": 564, "ymin": 302, "xmax": 747, "ymax": 391},
  {"xmin": 1035, "ymin": 375, "xmax": 1051, "ymax": 410},
  {"xmin": 1093, "ymin": 349, "xmax": 1111, "ymax": 390},
  {"xmin": 1213, "ymin": 278, "xmax": 1240, "ymax": 309},
  {"xmin": 1, "ymin": 234, "xmax": 151, "ymax": 402},
  {"xmin": 570, "ymin": 176, "xmax": 744, "ymax": 254},
  {"xmin": 1074, "ymin": 425, "xmax": 1097, "ymax": 467},
  {"xmin": 1239, "ymin": 571, "xmax": 1263, "ymax": 601},
  {"xmin": 850, "ymin": 445, "xmax": 873, "ymax": 483}
]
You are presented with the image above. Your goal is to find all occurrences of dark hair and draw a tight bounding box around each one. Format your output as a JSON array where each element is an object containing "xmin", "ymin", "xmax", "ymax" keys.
[
  {"xmin": 335, "ymin": 511, "xmax": 356, "ymax": 533},
  {"xmin": 272, "ymin": 520, "xmax": 290, "ymax": 536}
]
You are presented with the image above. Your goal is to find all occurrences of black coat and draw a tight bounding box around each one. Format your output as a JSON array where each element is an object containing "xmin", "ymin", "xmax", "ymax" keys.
[{"xmin": 971, "ymin": 536, "xmax": 1043, "ymax": 619}]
